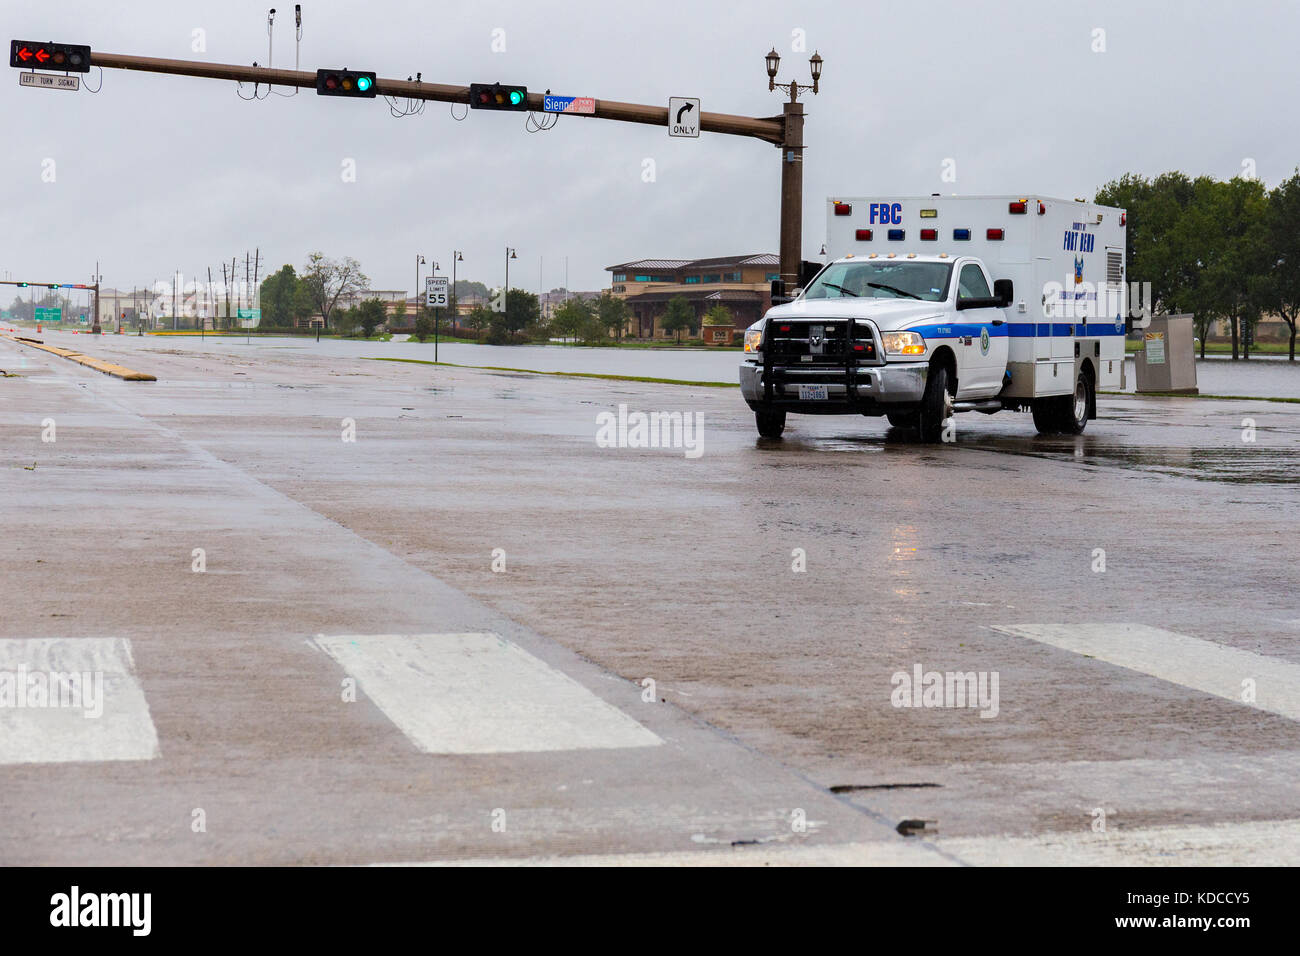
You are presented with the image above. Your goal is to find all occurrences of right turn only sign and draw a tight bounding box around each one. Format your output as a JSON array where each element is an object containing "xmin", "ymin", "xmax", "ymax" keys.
[{"xmin": 668, "ymin": 97, "xmax": 700, "ymax": 137}]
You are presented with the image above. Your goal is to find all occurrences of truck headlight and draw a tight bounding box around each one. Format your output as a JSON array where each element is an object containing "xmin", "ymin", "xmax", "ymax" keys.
[
  {"xmin": 744, "ymin": 329, "xmax": 763, "ymax": 353},
  {"xmin": 881, "ymin": 331, "xmax": 926, "ymax": 355}
]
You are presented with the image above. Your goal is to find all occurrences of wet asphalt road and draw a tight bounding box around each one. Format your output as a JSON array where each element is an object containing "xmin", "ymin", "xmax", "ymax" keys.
[{"xmin": 2, "ymin": 332, "xmax": 1299, "ymax": 865}]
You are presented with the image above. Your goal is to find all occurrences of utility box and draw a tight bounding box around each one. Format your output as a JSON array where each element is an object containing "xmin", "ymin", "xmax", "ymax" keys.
[{"xmin": 1135, "ymin": 313, "xmax": 1198, "ymax": 394}]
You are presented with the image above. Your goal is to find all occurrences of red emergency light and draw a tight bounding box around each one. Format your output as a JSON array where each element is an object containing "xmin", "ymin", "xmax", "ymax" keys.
[
  {"xmin": 987, "ymin": 228, "xmax": 1005, "ymax": 240},
  {"xmin": 1009, "ymin": 200, "xmax": 1027, "ymax": 214},
  {"xmin": 920, "ymin": 229, "xmax": 938, "ymax": 241},
  {"xmin": 833, "ymin": 202, "xmax": 852, "ymax": 216},
  {"xmin": 855, "ymin": 229, "xmax": 873, "ymax": 241}
]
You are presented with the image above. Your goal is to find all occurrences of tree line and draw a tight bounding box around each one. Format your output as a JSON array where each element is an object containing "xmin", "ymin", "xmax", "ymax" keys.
[
  {"xmin": 1096, "ymin": 170, "xmax": 1300, "ymax": 360},
  {"xmin": 257, "ymin": 253, "xmax": 738, "ymax": 345}
]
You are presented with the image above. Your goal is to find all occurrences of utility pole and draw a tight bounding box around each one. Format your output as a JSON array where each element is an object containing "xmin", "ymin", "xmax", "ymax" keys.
[
  {"xmin": 251, "ymin": 247, "xmax": 261, "ymax": 334},
  {"xmin": 77, "ymin": 48, "xmax": 812, "ymax": 284}
]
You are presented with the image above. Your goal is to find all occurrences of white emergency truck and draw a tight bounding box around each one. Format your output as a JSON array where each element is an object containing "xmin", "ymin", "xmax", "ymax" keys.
[{"xmin": 740, "ymin": 195, "xmax": 1129, "ymax": 440}]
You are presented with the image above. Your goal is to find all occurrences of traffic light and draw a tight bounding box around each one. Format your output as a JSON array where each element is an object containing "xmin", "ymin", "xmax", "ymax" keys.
[
  {"xmin": 315, "ymin": 68, "xmax": 376, "ymax": 98},
  {"xmin": 469, "ymin": 83, "xmax": 529, "ymax": 111},
  {"xmin": 10, "ymin": 41, "xmax": 92, "ymax": 73}
]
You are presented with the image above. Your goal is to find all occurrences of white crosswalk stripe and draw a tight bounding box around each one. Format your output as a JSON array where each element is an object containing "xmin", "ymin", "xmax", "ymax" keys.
[
  {"xmin": 0, "ymin": 638, "xmax": 160, "ymax": 764},
  {"xmin": 990, "ymin": 623, "xmax": 1300, "ymax": 722},
  {"xmin": 315, "ymin": 633, "xmax": 662, "ymax": 754}
]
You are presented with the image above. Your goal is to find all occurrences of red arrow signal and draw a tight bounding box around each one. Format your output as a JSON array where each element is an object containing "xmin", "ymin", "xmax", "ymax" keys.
[
  {"xmin": 17, "ymin": 46, "xmax": 31, "ymax": 61},
  {"xmin": 34, "ymin": 48, "xmax": 48, "ymax": 63}
]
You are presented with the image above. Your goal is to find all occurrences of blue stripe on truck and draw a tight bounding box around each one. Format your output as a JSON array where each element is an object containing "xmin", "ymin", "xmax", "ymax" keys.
[
  {"xmin": 906, "ymin": 322, "xmax": 1127, "ymax": 340},
  {"xmin": 1005, "ymin": 323, "xmax": 1128, "ymax": 337}
]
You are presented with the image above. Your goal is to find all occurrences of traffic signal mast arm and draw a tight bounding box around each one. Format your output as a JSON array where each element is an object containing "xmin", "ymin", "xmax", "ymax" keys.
[{"xmin": 88, "ymin": 51, "xmax": 784, "ymax": 144}]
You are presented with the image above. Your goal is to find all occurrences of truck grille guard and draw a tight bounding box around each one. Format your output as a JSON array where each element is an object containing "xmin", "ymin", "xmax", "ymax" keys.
[{"xmin": 762, "ymin": 319, "xmax": 879, "ymax": 402}]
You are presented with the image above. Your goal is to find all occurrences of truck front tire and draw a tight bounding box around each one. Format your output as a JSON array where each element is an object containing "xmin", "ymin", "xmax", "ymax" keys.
[
  {"xmin": 886, "ymin": 410, "xmax": 916, "ymax": 429},
  {"xmin": 755, "ymin": 409, "xmax": 786, "ymax": 438},
  {"xmin": 918, "ymin": 365, "xmax": 952, "ymax": 443}
]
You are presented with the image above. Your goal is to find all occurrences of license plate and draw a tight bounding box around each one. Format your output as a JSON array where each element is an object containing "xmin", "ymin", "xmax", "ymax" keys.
[{"xmin": 798, "ymin": 384, "xmax": 829, "ymax": 400}]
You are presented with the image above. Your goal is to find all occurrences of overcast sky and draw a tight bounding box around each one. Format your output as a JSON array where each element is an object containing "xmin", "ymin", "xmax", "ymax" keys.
[{"xmin": 1, "ymin": 0, "xmax": 1296, "ymax": 299}]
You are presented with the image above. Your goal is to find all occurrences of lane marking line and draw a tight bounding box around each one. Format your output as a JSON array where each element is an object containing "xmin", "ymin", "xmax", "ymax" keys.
[
  {"xmin": 315, "ymin": 633, "xmax": 662, "ymax": 754},
  {"xmin": 991, "ymin": 623, "xmax": 1300, "ymax": 722},
  {"xmin": 0, "ymin": 638, "xmax": 160, "ymax": 764}
]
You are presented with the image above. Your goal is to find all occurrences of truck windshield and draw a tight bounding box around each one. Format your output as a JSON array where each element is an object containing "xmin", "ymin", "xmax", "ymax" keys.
[{"xmin": 802, "ymin": 260, "xmax": 953, "ymax": 302}]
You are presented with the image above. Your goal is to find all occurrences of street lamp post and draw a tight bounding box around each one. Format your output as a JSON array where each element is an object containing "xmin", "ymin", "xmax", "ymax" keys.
[
  {"xmin": 451, "ymin": 251, "xmax": 463, "ymax": 333},
  {"xmin": 766, "ymin": 48, "xmax": 823, "ymax": 291},
  {"xmin": 414, "ymin": 253, "xmax": 425, "ymax": 336},
  {"xmin": 427, "ymin": 259, "xmax": 440, "ymax": 361},
  {"xmin": 504, "ymin": 247, "xmax": 517, "ymax": 342},
  {"xmin": 443, "ymin": 250, "xmax": 463, "ymax": 360}
]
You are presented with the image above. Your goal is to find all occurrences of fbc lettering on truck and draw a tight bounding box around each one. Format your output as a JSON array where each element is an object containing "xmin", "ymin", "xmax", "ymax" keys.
[{"xmin": 869, "ymin": 202, "xmax": 903, "ymax": 225}]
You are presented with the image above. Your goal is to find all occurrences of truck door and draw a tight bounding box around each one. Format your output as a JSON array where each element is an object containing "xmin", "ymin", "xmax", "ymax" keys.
[{"xmin": 955, "ymin": 262, "xmax": 1009, "ymax": 397}]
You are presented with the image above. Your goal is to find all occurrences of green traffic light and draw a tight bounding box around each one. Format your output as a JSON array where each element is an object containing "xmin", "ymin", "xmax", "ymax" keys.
[
  {"xmin": 356, "ymin": 75, "xmax": 372, "ymax": 92},
  {"xmin": 509, "ymin": 90, "xmax": 523, "ymax": 105}
]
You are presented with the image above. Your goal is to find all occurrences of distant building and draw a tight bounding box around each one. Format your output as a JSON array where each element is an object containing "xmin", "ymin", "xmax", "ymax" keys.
[
  {"xmin": 336, "ymin": 289, "xmax": 407, "ymax": 315},
  {"xmin": 539, "ymin": 289, "xmax": 602, "ymax": 320},
  {"xmin": 606, "ymin": 254, "xmax": 778, "ymax": 340}
]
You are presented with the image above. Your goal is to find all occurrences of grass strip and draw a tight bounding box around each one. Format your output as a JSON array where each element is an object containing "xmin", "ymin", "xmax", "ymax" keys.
[{"xmin": 361, "ymin": 356, "xmax": 737, "ymax": 388}]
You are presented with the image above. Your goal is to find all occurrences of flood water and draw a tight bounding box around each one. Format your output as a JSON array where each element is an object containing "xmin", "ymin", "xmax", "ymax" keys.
[{"xmin": 27, "ymin": 328, "xmax": 1300, "ymax": 399}]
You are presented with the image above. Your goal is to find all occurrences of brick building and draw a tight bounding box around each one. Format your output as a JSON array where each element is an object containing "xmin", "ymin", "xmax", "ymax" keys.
[{"xmin": 606, "ymin": 254, "xmax": 778, "ymax": 340}]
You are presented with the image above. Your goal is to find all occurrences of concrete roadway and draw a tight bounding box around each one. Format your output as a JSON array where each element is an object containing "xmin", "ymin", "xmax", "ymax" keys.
[{"xmin": 2, "ymin": 334, "xmax": 1298, "ymax": 865}]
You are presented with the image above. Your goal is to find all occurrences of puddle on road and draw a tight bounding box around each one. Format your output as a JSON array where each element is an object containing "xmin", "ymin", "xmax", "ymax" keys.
[
  {"xmin": 967, "ymin": 436, "xmax": 1300, "ymax": 484},
  {"xmin": 757, "ymin": 424, "xmax": 1298, "ymax": 485}
]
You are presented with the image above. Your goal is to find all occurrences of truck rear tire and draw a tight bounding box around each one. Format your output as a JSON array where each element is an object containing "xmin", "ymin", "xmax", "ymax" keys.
[
  {"xmin": 1059, "ymin": 371, "xmax": 1092, "ymax": 435},
  {"xmin": 1031, "ymin": 399, "xmax": 1059, "ymax": 434},
  {"xmin": 755, "ymin": 409, "xmax": 786, "ymax": 438},
  {"xmin": 918, "ymin": 365, "xmax": 952, "ymax": 443}
]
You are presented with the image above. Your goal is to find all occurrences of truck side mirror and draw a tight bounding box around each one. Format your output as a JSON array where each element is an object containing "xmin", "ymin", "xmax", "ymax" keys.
[
  {"xmin": 770, "ymin": 278, "xmax": 791, "ymax": 305},
  {"xmin": 993, "ymin": 278, "xmax": 1013, "ymax": 308}
]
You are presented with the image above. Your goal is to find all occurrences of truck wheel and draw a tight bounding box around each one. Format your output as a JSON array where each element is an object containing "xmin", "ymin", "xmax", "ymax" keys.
[
  {"xmin": 1059, "ymin": 371, "xmax": 1092, "ymax": 435},
  {"xmin": 1031, "ymin": 399, "xmax": 1059, "ymax": 435},
  {"xmin": 886, "ymin": 410, "xmax": 916, "ymax": 429},
  {"xmin": 918, "ymin": 365, "xmax": 952, "ymax": 443},
  {"xmin": 755, "ymin": 409, "xmax": 786, "ymax": 438}
]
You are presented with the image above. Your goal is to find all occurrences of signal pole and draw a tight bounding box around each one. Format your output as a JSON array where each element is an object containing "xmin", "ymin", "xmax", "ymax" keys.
[
  {"xmin": 92, "ymin": 261, "xmax": 101, "ymax": 335},
  {"xmin": 70, "ymin": 49, "xmax": 815, "ymax": 285}
]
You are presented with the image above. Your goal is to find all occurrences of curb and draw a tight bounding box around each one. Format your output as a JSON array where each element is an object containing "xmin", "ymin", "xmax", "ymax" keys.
[{"xmin": 1, "ymin": 334, "xmax": 156, "ymax": 381}]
